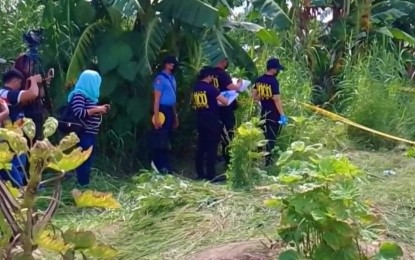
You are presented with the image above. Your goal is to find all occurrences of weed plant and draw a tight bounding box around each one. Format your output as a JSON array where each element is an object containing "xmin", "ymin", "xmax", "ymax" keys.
[
  {"xmin": 266, "ymin": 141, "xmax": 404, "ymax": 259},
  {"xmin": 340, "ymin": 44, "xmax": 415, "ymax": 148}
]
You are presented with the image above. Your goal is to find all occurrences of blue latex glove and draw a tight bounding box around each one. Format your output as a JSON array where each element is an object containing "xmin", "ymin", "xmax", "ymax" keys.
[{"xmin": 278, "ymin": 115, "xmax": 288, "ymax": 125}]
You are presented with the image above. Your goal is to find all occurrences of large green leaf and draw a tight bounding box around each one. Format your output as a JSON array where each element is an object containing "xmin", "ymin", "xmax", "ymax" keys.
[
  {"xmin": 137, "ymin": 16, "xmax": 171, "ymax": 78},
  {"xmin": 202, "ymin": 27, "xmax": 232, "ymax": 66},
  {"xmin": 118, "ymin": 61, "xmax": 139, "ymax": 81},
  {"xmin": 224, "ymin": 34, "xmax": 258, "ymax": 80},
  {"xmin": 251, "ymin": 0, "xmax": 292, "ymax": 30},
  {"xmin": 377, "ymin": 27, "xmax": 415, "ymax": 45},
  {"xmin": 65, "ymin": 20, "xmax": 108, "ymax": 85},
  {"xmin": 101, "ymin": 74, "xmax": 118, "ymax": 97},
  {"xmin": 156, "ymin": 0, "xmax": 219, "ymax": 28},
  {"xmin": 103, "ymin": 0, "xmax": 145, "ymax": 16}
]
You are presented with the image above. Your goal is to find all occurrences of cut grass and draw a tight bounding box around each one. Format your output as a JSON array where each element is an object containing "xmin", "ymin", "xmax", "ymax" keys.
[
  {"xmin": 43, "ymin": 150, "xmax": 415, "ymax": 259},
  {"xmin": 348, "ymin": 150, "xmax": 415, "ymax": 245}
]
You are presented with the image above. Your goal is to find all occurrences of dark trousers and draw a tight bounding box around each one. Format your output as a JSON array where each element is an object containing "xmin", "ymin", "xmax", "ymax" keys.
[
  {"xmin": 150, "ymin": 105, "xmax": 174, "ymax": 173},
  {"xmin": 0, "ymin": 154, "xmax": 27, "ymax": 188},
  {"xmin": 196, "ymin": 117, "xmax": 221, "ymax": 179},
  {"xmin": 262, "ymin": 114, "xmax": 282, "ymax": 166},
  {"xmin": 219, "ymin": 107, "xmax": 235, "ymax": 165},
  {"xmin": 76, "ymin": 132, "xmax": 96, "ymax": 186}
]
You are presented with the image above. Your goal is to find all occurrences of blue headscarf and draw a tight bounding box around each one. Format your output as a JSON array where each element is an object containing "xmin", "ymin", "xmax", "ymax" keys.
[{"xmin": 67, "ymin": 70, "xmax": 102, "ymax": 104}]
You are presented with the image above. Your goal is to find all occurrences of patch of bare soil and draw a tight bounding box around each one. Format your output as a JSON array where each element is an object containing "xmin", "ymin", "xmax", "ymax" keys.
[{"xmin": 186, "ymin": 240, "xmax": 279, "ymax": 260}]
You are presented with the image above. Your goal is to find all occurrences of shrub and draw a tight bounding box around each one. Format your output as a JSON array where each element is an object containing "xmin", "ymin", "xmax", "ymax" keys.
[
  {"xmin": 265, "ymin": 141, "xmax": 403, "ymax": 260},
  {"xmin": 0, "ymin": 117, "xmax": 119, "ymax": 259},
  {"xmin": 226, "ymin": 117, "xmax": 268, "ymax": 190}
]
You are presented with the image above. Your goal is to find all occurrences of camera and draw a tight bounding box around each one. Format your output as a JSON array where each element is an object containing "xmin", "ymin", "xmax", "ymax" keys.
[{"xmin": 23, "ymin": 29, "xmax": 44, "ymax": 48}]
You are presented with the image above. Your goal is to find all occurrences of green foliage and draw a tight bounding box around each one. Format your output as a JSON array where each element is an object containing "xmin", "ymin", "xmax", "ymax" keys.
[
  {"xmin": 226, "ymin": 118, "xmax": 268, "ymax": 190},
  {"xmin": 0, "ymin": 117, "xmax": 119, "ymax": 259},
  {"xmin": 341, "ymin": 45, "xmax": 415, "ymax": 148},
  {"xmin": 265, "ymin": 141, "xmax": 403, "ymax": 259},
  {"xmin": 0, "ymin": 0, "xmax": 43, "ymax": 60}
]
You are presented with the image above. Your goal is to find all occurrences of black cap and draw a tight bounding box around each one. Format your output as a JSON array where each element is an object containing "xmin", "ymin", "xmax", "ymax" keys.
[
  {"xmin": 198, "ymin": 66, "xmax": 214, "ymax": 80},
  {"xmin": 2, "ymin": 68, "xmax": 24, "ymax": 83},
  {"xmin": 162, "ymin": 55, "xmax": 179, "ymax": 66},
  {"xmin": 266, "ymin": 58, "xmax": 285, "ymax": 71}
]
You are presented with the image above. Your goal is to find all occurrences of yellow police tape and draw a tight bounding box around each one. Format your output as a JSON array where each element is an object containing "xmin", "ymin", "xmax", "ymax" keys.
[{"xmin": 300, "ymin": 102, "xmax": 415, "ymax": 145}]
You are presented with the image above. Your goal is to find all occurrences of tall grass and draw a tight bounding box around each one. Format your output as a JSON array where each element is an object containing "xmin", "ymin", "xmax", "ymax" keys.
[{"xmin": 340, "ymin": 43, "xmax": 415, "ymax": 147}]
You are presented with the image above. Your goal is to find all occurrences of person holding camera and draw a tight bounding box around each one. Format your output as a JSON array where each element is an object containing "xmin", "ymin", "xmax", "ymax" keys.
[
  {"xmin": 68, "ymin": 70, "xmax": 109, "ymax": 187},
  {"xmin": 14, "ymin": 53, "xmax": 54, "ymax": 141},
  {"xmin": 0, "ymin": 68, "xmax": 42, "ymax": 187}
]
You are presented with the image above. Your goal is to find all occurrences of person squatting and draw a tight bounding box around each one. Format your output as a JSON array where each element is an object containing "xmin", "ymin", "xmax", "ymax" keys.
[{"xmin": 150, "ymin": 56, "xmax": 288, "ymax": 182}]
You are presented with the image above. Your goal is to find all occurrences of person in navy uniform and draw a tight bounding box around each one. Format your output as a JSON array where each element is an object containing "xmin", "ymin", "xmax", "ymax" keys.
[
  {"xmin": 252, "ymin": 58, "xmax": 288, "ymax": 166},
  {"xmin": 192, "ymin": 66, "xmax": 228, "ymax": 181},
  {"xmin": 211, "ymin": 58, "xmax": 242, "ymax": 166},
  {"xmin": 150, "ymin": 55, "xmax": 179, "ymax": 174}
]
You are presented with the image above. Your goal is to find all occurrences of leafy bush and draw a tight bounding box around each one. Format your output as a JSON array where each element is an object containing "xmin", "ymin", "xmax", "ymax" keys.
[
  {"xmin": 0, "ymin": 117, "xmax": 119, "ymax": 259},
  {"xmin": 226, "ymin": 118, "xmax": 268, "ymax": 190},
  {"xmin": 265, "ymin": 141, "xmax": 403, "ymax": 260}
]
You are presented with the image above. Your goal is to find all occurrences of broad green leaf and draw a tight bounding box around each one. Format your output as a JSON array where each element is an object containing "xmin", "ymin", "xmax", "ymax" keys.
[
  {"xmin": 73, "ymin": 0, "xmax": 97, "ymax": 26},
  {"xmin": 63, "ymin": 229, "xmax": 96, "ymax": 249},
  {"xmin": 290, "ymin": 141, "xmax": 306, "ymax": 152},
  {"xmin": 251, "ymin": 0, "xmax": 292, "ymax": 30},
  {"xmin": 223, "ymin": 34, "xmax": 258, "ymax": 80},
  {"xmin": 323, "ymin": 231, "xmax": 346, "ymax": 250},
  {"xmin": 101, "ymin": 74, "xmax": 118, "ymax": 97},
  {"xmin": 72, "ymin": 189, "xmax": 121, "ymax": 209},
  {"xmin": 389, "ymin": 28, "xmax": 415, "ymax": 45},
  {"xmin": 276, "ymin": 150, "xmax": 293, "ymax": 166},
  {"xmin": 371, "ymin": 8, "xmax": 407, "ymax": 23},
  {"xmin": 156, "ymin": 0, "xmax": 218, "ymax": 28},
  {"xmin": 379, "ymin": 242, "xmax": 404, "ymax": 259},
  {"xmin": 202, "ymin": 27, "xmax": 232, "ymax": 66},
  {"xmin": 138, "ymin": 16, "xmax": 170, "ymax": 77},
  {"xmin": 66, "ymin": 20, "xmax": 109, "ymax": 85},
  {"xmin": 126, "ymin": 97, "xmax": 146, "ymax": 124},
  {"xmin": 105, "ymin": 0, "xmax": 144, "ymax": 17},
  {"xmin": 279, "ymin": 249, "xmax": 300, "ymax": 260},
  {"xmin": 0, "ymin": 143, "xmax": 14, "ymax": 164},
  {"xmin": 43, "ymin": 117, "xmax": 59, "ymax": 138},
  {"xmin": 257, "ymin": 28, "xmax": 279, "ymax": 45},
  {"xmin": 313, "ymin": 243, "xmax": 334, "ymax": 260},
  {"xmin": 47, "ymin": 147, "xmax": 93, "ymax": 172},
  {"xmin": 115, "ymin": 42, "xmax": 134, "ymax": 64},
  {"xmin": 117, "ymin": 61, "xmax": 139, "ymax": 81}
]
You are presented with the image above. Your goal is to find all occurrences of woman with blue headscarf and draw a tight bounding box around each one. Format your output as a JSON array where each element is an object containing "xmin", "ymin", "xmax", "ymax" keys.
[{"xmin": 68, "ymin": 70, "xmax": 110, "ymax": 187}]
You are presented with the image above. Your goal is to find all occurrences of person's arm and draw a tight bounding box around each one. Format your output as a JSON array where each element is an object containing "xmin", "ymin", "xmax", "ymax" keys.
[
  {"xmin": 217, "ymin": 95, "xmax": 228, "ymax": 106},
  {"xmin": 71, "ymin": 94, "xmax": 105, "ymax": 119},
  {"xmin": 251, "ymin": 83, "xmax": 260, "ymax": 101},
  {"xmin": 19, "ymin": 74, "xmax": 41, "ymax": 103},
  {"xmin": 0, "ymin": 100, "xmax": 9, "ymax": 122},
  {"xmin": 221, "ymin": 71, "xmax": 242, "ymax": 91},
  {"xmin": 272, "ymin": 80, "xmax": 284, "ymax": 115},
  {"xmin": 152, "ymin": 76, "xmax": 163, "ymax": 129}
]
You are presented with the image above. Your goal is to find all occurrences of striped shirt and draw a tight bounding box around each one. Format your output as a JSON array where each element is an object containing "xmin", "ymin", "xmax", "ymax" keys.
[{"xmin": 70, "ymin": 93, "xmax": 102, "ymax": 135}]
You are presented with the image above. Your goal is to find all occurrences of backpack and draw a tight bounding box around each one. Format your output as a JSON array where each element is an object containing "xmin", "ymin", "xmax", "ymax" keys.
[{"xmin": 57, "ymin": 103, "xmax": 84, "ymax": 134}]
